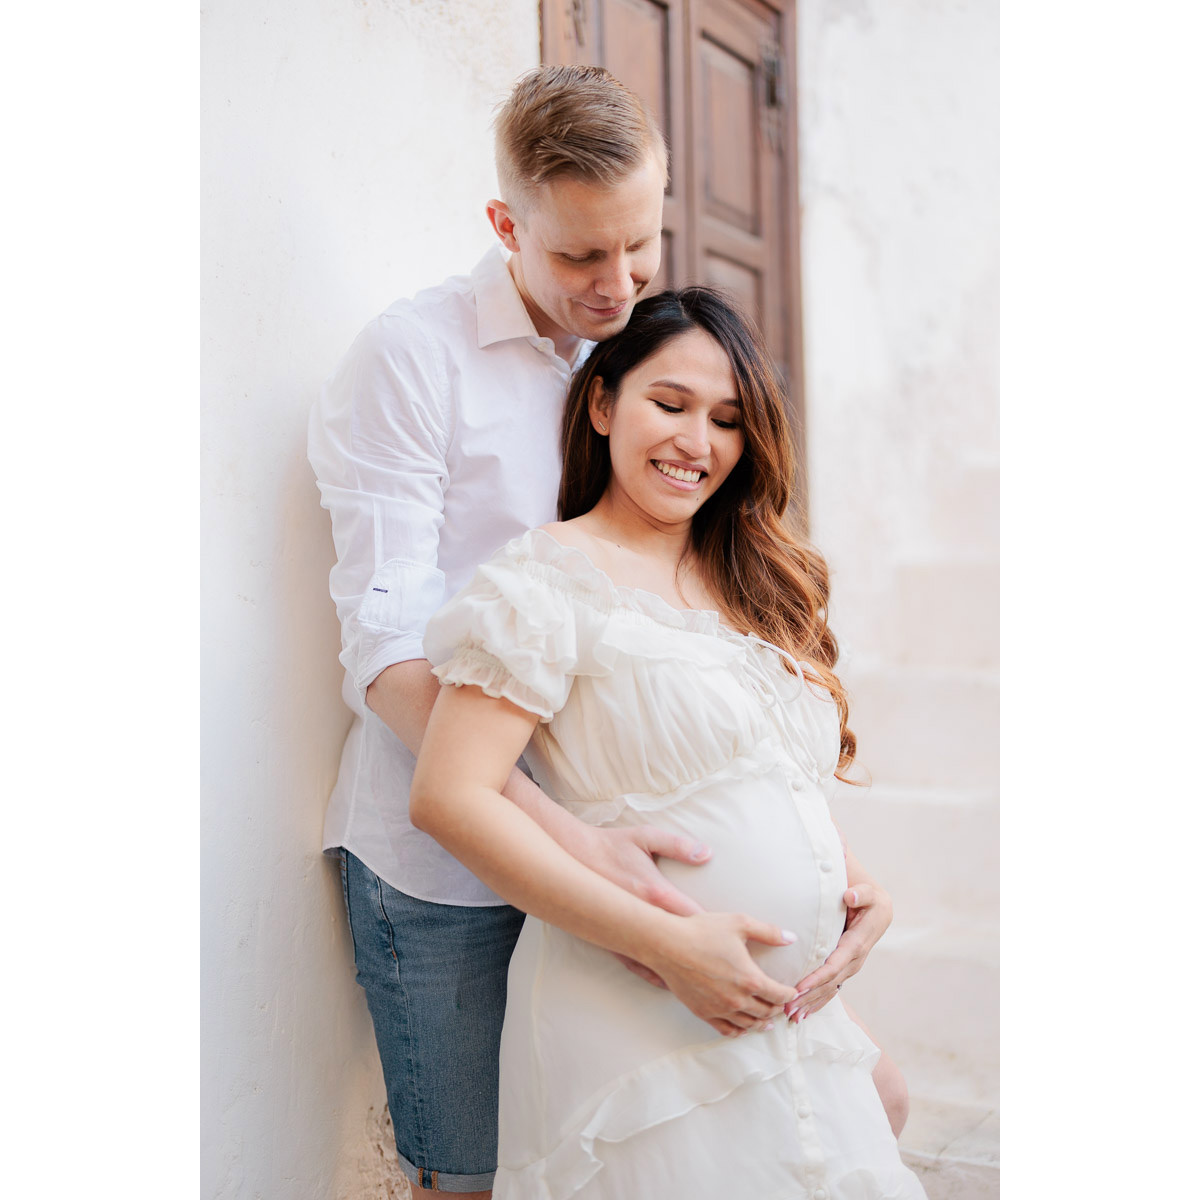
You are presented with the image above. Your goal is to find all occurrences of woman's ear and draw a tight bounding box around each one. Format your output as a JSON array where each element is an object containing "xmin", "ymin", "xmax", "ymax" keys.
[{"xmin": 588, "ymin": 376, "xmax": 610, "ymax": 435}]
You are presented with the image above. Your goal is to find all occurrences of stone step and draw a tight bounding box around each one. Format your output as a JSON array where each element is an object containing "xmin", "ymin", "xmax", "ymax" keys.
[
  {"xmin": 843, "ymin": 921, "xmax": 998, "ymax": 1110},
  {"xmin": 829, "ymin": 785, "xmax": 999, "ymax": 927},
  {"xmin": 926, "ymin": 457, "xmax": 999, "ymax": 558},
  {"xmin": 883, "ymin": 558, "xmax": 999, "ymax": 671},
  {"xmin": 900, "ymin": 1095, "xmax": 1000, "ymax": 1200},
  {"xmin": 841, "ymin": 665, "xmax": 998, "ymax": 789}
]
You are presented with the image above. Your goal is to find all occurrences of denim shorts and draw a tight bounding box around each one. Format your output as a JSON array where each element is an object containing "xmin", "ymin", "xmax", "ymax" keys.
[{"xmin": 339, "ymin": 849, "xmax": 526, "ymax": 1192}]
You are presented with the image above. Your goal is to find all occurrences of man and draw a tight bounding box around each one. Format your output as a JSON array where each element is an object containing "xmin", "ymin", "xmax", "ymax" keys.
[{"xmin": 310, "ymin": 66, "xmax": 901, "ymax": 1198}]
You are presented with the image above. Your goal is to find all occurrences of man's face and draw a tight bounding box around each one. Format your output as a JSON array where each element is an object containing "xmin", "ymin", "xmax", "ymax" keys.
[{"xmin": 503, "ymin": 154, "xmax": 666, "ymax": 346}]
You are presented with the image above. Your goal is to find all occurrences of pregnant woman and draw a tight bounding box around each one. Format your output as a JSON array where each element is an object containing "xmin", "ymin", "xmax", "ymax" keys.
[{"xmin": 411, "ymin": 288, "xmax": 925, "ymax": 1199}]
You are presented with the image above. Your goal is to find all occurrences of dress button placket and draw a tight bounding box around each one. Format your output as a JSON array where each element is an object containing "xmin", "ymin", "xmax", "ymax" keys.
[{"xmin": 785, "ymin": 1023, "xmax": 830, "ymax": 1191}]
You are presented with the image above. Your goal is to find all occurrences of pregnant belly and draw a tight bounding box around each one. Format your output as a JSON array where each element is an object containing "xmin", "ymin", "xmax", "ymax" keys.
[{"xmin": 613, "ymin": 765, "xmax": 848, "ymax": 987}]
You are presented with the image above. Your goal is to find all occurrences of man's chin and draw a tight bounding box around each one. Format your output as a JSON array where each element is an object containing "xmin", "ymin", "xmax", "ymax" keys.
[{"xmin": 573, "ymin": 305, "xmax": 634, "ymax": 341}]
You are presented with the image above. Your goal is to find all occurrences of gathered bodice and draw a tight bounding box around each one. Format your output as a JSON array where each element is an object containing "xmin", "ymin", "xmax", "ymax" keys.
[{"xmin": 425, "ymin": 528, "xmax": 842, "ymax": 823}]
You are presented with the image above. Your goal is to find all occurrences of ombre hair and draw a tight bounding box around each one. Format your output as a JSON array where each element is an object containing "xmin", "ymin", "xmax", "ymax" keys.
[{"xmin": 559, "ymin": 288, "xmax": 858, "ymax": 778}]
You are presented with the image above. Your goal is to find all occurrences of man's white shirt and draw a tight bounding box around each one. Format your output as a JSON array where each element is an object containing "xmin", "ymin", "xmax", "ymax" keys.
[{"xmin": 309, "ymin": 245, "xmax": 593, "ymax": 904}]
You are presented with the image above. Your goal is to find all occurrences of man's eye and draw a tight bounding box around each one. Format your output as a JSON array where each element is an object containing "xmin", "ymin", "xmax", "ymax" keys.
[
  {"xmin": 652, "ymin": 400, "xmax": 683, "ymax": 414},
  {"xmin": 562, "ymin": 253, "xmax": 593, "ymax": 264}
]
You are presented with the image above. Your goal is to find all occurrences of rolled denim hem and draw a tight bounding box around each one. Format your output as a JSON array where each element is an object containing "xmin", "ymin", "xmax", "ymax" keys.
[{"xmin": 393, "ymin": 1149, "xmax": 496, "ymax": 1193}]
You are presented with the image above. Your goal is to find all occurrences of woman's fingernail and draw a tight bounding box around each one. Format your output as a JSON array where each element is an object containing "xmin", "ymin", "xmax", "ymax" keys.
[
  {"xmin": 781, "ymin": 929, "xmax": 797, "ymax": 944},
  {"xmin": 690, "ymin": 844, "xmax": 709, "ymax": 861},
  {"xmin": 849, "ymin": 889, "xmax": 859, "ymax": 906},
  {"xmin": 795, "ymin": 986, "xmax": 811, "ymax": 998},
  {"xmin": 765, "ymin": 1022, "xmax": 775, "ymax": 1031}
]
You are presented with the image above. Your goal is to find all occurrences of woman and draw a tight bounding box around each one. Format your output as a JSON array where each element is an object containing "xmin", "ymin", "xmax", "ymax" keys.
[{"xmin": 411, "ymin": 289, "xmax": 925, "ymax": 1199}]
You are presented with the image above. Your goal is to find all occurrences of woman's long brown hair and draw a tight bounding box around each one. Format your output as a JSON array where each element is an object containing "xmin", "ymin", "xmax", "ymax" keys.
[{"xmin": 559, "ymin": 287, "xmax": 858, "ymax": 778}]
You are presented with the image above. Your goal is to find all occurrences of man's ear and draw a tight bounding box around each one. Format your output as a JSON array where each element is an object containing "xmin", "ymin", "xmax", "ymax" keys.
[
  {"xmin": 588, "ymin": 376, "xmax": 611, "ymax": 434},
  {"xmin": 485, "ymin": 199, "xmax": 519, "ymax": 252}
]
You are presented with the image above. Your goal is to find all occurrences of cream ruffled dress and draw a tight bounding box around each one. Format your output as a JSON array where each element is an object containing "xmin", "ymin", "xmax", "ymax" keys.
[{"xmin": 424, "ymin": 530, "xmax": 926, "ymax": 1200}]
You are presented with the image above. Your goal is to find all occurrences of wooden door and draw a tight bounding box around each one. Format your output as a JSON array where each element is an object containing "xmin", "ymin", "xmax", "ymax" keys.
[{"xmin": 542, "ymin": 0, "xmax": 808, "ymax": 509}]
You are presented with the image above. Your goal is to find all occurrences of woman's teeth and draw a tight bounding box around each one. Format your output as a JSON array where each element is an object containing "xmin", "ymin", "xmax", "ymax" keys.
[{"xmin": 654, "ymin": 461, "xmax": 702, "ymax": 483}]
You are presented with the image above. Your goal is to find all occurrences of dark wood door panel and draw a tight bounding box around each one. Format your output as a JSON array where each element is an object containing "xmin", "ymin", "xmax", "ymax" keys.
[
  {"xmin": 697, "ymin": 33, "xmax": 762, "ymax": 236},
  {"xmin": 600, "ymin": 0, "xmax": 673, "ymax": 160}
]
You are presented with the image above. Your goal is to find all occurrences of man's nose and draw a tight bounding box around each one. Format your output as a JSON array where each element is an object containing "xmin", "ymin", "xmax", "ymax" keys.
[{"xmin": 594, "ymin": 254, "xmax": 636, "ymax": 303}]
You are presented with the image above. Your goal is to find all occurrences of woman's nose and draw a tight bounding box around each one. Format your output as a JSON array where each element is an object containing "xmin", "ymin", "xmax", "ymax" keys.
[{"xmin": 674, "ymin": 417, "xmax": 710, "ymax": 458}]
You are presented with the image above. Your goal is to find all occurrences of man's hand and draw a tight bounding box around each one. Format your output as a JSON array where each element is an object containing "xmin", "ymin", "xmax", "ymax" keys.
[
  {"xmin": 565, "ymin": 823, "xmax": 713, "ymax": 988},
  {"xmin": 570, "ymin": 823, "xmax": 711, "ymax": 916},
  {"xmin": 784, "ymin": 882, "xmax": 893, "ymax": 1022}
]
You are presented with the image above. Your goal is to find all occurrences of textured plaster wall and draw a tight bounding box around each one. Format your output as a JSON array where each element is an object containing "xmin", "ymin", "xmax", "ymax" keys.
[
  {"xmin": 200, "ymin": 3, "xmax": 538, "ymax": 1196},
  {"xmin": 798, "ymin": 0, "xmax": 999, "ymax": 664}
]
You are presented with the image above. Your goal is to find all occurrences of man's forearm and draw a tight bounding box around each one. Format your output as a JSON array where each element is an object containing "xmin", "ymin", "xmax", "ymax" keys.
[{"xmin": 365, "ymin": 659, "xmax": 442, "ymax": 756}]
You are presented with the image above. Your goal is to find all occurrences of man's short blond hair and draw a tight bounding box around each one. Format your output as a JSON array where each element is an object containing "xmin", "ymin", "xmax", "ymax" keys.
[{"xmin": 494, "ymin": 65, "xmax": 668, "ymax": 216}]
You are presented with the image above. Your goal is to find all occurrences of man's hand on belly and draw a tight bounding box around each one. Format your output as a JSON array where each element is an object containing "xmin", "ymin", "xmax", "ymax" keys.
[
  {"xmin": 568, "ymin": 823, "xmax": 713, "ymax": 916},
  {"xmin": 565, "ymin": 822, "xmax": 718, "ymax": 987}
]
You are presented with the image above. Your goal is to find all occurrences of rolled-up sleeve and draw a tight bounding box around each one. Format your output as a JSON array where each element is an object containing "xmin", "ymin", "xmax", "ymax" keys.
[{"xmin": 308, "ymin": 307, "xmax": 453, "ymax": 699}]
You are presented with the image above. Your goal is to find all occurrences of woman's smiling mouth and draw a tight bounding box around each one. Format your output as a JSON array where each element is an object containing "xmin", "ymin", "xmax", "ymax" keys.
[{"xmin": 652, "ymin": 459, "xmax": 705, "ymax": 485}]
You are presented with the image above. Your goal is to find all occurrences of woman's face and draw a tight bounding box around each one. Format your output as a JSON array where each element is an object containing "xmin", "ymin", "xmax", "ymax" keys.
[{"xmin": 590, "ymin": 328, "xmax": 745, "ymax": 527}]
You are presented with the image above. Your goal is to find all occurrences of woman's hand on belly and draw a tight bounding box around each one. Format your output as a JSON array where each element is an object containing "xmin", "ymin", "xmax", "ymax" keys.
[
  {"xmin": 639, "ymin": 911, "xmax": 801, "ymax": 1038},
  {"xmin": 784, "ymin": 880, "xmax": 894, "ymax": 1021}
]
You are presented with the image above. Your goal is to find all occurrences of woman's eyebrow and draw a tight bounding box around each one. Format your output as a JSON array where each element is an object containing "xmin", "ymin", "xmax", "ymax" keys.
[{"xmin": 648, "ymin": 379, "xmax": 740, "ymax": 405}]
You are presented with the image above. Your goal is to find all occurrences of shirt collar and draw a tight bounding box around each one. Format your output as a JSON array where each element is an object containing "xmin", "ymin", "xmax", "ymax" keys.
[{"xmin": 473, "ymin": 245, "xmax": 540, "ymax": 349}]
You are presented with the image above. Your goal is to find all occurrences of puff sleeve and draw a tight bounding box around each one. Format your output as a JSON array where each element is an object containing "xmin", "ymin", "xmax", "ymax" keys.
[{"xmin": 423, "ymin": 532, "xmax": 612, "ymax": 721}]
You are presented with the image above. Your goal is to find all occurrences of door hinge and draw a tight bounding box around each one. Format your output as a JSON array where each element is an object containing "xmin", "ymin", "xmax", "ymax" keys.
[{"xmin": 761, "ymin": 40, "xmax": 785, "ymax": 151}]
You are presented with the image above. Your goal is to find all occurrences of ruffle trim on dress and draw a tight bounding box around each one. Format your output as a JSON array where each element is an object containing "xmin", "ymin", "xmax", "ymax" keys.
[
  {"xmin": 431, "ymin": 641, "xmax": 562, "ymax": 721},
  {"xmin": 497, "ymin": 1006, "xmax": 883, "ymax": 1200}
]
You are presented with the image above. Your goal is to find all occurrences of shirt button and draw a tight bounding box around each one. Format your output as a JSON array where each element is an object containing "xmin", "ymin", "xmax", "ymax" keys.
[
  {"xmin": 819, "ymin": 860, "xmax": 833, "ymax": 872},
  {"xmin": 814, "ymin": 1191, "xmax": 828, "ymax": 1200},
  {"xmin": 795, "ymin": 1104, "xmax": 812, "ymax": 1118},
  {"xmin": 814, "ymin": 944, "xmax": 827, "ymax": 957},
  {"xmin": 790, "ymin": 779, "xmax": 803, "ymax": 791}
]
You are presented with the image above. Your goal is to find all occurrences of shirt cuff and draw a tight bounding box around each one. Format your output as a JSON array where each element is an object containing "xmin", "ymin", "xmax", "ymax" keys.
[{"xmin": 349, "ymin": 558, "xmax": 447, "ymax": 699}]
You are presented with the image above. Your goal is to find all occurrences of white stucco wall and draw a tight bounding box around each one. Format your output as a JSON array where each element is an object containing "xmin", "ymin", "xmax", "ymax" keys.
[
  {"xmin": 200, "ymin": 3, "xmax": 538, "ymax": 1196},
  {"xmin": 799, "ymin": 0, "xmax": 999, "ymax": 647}
]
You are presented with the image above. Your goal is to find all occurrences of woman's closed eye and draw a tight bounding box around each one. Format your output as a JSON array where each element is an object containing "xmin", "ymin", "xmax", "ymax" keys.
[{"xmin": 652, "ymin": 399, "xmax": 740, "ymax": 430}]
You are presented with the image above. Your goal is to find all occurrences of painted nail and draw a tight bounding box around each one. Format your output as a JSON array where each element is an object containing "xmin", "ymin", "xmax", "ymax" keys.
[
  {"xmin": 780, "ymin": 929, "xmax": 797, "ymax": 944},
  {"xmin": 690, "ymin": 844, "xmax": 709, "ymax": 861},
  {"xmin": 795, "ymin": 987, "xmax": 811, "ymax": 998},
  {"xmin": 799, "ymin": 1008, "xmax": 809, "ymax": 1020},
  {"xmin": 765, "ymin": 1022, "xmax": 775, "ymax": 1031},
  {"xmin": 849, "ymin": 889, "xmax": 859, "ymax": 906}
]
